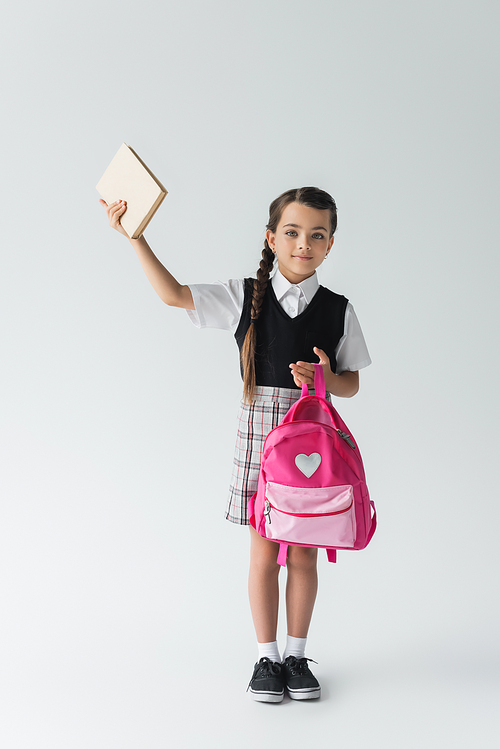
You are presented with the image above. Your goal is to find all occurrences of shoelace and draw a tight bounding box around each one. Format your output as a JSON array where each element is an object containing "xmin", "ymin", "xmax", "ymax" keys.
[
  {"xmin": 247, "ymin": 657, "xmax": 282, "ymax": 690},
  {"xmin": 284, "ymin": 656, "xmax": 318, "ymax": 676}
]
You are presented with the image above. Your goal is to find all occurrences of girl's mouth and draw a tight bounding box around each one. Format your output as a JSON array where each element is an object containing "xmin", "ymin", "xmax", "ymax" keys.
[{"xmin": 293, "ymin": 256, "xmax": 313, "ymax": 261}]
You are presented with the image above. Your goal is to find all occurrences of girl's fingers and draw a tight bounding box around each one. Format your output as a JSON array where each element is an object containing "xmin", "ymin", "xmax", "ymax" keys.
[
  {"xmin": 99, "ymin": 198, "xmax": 128, "ymax": 235},
  {"xmin": 295, "ymin": 375, "xmax": 314, "ymax": 386},
  {"xmin": 313, "ymin": 347, "xmax": 330, "ymax": 365},
  {"xmin": 109, "ymin": 201, "xmax": 127, "ymax": 222},
  {"xmin": 290, "ymin": 363, "xmax": 314, "ymax": 377},
  {"xmin": 290, "ymin": 361, "xmax": 315, "ymax": 387},
  {"xmin": 290, "ymin": 367, "xmax": 314, "ymax": 384},
  {"xmin": 100, "ymin": 199, "xmax": 126, "ymax": 213},
  {"xmin": 299, "ymin": 363, "xmax": 314, "ymax": 373}
]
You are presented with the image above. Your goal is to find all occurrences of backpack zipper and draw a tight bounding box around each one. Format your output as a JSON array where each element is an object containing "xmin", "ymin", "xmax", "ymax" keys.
[
  {"xmin": 265, "ymin": 498, "xmax": 353, "ymax": 524},
  {"xmin": 265, "ymin": 420, "xmax": 357, "ymax": 454},
  {"xmin": 337, "ymin": 429, "xmax": 356, "ymax": 449},
  {"xmin": 264, "ymin": 499, "xmax": 272, "ymax": 524}
]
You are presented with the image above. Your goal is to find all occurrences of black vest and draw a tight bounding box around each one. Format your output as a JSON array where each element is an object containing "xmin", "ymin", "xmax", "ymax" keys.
[{"xmin": 234, "ymin": 278, "xmax": 349, "ymax": 389}]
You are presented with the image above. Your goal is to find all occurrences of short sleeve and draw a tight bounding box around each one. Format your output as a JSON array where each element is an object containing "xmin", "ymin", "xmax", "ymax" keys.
[
  {"xmin": 186, "ymin": 279, "xmax": 245, "ymax": 333},
  {"xmin": 335, "ymin": 303, "xmax": 372, "ymax": 373}
]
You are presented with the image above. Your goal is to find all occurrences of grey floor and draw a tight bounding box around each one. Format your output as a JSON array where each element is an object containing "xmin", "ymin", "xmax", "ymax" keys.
[{"xmin": 2, "ymin": 633, "xmax": 498, "ymax": 748}]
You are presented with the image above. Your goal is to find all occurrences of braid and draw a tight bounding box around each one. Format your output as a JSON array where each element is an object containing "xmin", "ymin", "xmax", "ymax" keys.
[{"xmin": 241, "ymin": 240, "xmax": 275, "ymax": 404}]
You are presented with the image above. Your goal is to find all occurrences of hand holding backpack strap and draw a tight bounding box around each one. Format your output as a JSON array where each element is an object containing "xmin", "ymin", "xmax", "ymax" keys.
[{"xmin": 301, "ymin": 362, "xmax": 326, "ymax": 399}]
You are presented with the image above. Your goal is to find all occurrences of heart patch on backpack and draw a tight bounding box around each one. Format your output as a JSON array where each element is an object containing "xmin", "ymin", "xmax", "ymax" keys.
[{"xmin": 295, "ymin": 452, "xmax": 322, "ymax": 478}]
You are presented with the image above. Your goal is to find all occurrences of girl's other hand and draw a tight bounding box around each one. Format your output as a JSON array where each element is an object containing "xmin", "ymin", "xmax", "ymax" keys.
[
  {"xmin": 99, "ymin": 198, "xmax": 130, "ymax": 238},
  {"xmin": 289, "ymin": 347, "xmax": 332, "ymax": 387}
]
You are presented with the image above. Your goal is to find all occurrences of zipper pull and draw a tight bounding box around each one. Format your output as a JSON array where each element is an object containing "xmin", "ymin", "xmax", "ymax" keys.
[
  {"xmin": 337, "ymin": 429, "xmax": 356, "ymax": 449},
  {"xmin": 264, "ymin": 499, "xmax": 272, "ymax": 524}
]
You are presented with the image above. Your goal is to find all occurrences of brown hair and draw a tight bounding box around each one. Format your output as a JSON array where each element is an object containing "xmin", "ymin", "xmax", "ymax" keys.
[{"xmin": 241, "ymin": 186, "xmax": 338, "ymax": 403}]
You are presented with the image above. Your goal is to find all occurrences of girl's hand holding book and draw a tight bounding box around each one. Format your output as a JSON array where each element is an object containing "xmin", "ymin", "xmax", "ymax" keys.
[{"xmin": 99, "ymin": 198, "xmax": 130, "ymax": 238}]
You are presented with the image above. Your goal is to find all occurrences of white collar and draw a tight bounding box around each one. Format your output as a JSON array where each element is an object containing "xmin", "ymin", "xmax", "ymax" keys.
[{"xmin": 271, "ymin": 268, "xmax": 319, "ymax": 304}]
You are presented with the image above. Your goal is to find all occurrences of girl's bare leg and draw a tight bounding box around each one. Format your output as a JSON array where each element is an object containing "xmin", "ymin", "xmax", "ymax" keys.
[
  {"xmin": 285, "ymin": 546, "xmax": 318, "ymax": 638},
  {"xmin": 248, "ymin": 526, "xmax": 281, "ymax": 642}
]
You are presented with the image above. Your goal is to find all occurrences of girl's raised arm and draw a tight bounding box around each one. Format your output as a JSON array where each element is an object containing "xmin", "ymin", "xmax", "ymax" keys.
[{"xmin": 99, "ymin": 199, "xmax": 194, "ymax": 310}]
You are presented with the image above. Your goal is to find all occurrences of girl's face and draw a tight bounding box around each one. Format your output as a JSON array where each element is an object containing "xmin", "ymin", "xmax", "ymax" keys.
[{"xmin": 266, "ymin": 202, "xmax": 334, "ymax": 285}]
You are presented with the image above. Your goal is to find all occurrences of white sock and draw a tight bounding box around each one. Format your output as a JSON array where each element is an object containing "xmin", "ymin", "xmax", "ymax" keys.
[
  {"xmin": 257, "ymin": 640, "xmax": 281, "ymax": 663},
  {"xmin": 282, "ymin": 635, "xmax": 307, "ymax": 661}
]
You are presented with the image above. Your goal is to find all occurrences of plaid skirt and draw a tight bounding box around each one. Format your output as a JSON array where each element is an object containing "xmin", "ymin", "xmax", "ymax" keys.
[{"xmin": 225, "ymin": 385, "xmax": 332, "ymax": 525}]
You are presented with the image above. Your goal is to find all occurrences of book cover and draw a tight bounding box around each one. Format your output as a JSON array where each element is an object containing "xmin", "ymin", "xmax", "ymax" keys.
[{"xmin": 96, "ymin": 143, "xmax": 167, "ymax": 239}]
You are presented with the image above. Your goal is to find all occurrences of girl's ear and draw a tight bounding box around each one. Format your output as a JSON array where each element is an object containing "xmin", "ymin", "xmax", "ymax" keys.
[{"xmin": 266, "ymin": 229, "xmax": 275, "ymax": 251}]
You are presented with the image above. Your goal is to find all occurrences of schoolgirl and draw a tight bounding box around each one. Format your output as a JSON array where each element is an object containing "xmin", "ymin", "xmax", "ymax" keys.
[{"xmin": 100, "ymin": 186, "xmax": 371, "ymax": 703}]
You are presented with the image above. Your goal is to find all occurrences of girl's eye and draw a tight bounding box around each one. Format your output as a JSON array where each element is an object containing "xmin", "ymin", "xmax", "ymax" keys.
[{"xmin": 285, "ymin": 230, "xmax": 324, "ymax": 239}]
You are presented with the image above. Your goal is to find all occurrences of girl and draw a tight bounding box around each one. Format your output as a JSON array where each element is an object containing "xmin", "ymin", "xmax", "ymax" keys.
[{"xmin": 99, "ymin": 186, "xmax": 371, "ymax": 703}]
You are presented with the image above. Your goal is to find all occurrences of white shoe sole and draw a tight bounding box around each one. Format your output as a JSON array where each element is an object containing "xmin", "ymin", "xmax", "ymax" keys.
[
  {"xmin": 287, "ymin": 687, "xmax": 321, "ymax": 700},
  {"xmin": 249, "ymin": 689, "xmax": 284, "ymax": 703}
]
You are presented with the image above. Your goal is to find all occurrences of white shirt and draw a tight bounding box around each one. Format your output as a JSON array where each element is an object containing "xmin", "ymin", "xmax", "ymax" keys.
[{"xmin": 186, "ymin": 270, "xmax": 372, "ymax": 373}]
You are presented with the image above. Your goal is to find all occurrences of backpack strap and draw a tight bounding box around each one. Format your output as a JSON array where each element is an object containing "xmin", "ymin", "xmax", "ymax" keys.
[
  {"xmin": 366, "ymin": 501, "xmax": 377, "ymax": 544},
  {"xmin": 279, "ymin": 544, "xmax": 338, "ymax": 565},
  {"xmin": 277, "ymin": 543, "xmax": 288, "ymax": 567},
  {"xmin": 248, "ymin": 492, "xmax": 257, "ymax": 530},
  {"xmin": 326, "ymin": 549, "xmax": 337, "ymax": 563},
  {"xmin": 301, "ymin": 363, "xmax": 326, "ymax": 399}
]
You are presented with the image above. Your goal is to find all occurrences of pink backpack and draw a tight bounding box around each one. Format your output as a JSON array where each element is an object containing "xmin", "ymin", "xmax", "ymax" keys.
[{"xmin": 248, "ymin": 364, "xmax": 376, "ymax": 566}]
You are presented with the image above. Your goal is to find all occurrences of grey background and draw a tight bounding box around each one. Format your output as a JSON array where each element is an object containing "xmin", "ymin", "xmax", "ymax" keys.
[{"xmin": 1, "ymin": 0, "xmax": 499, "ymax": 746}]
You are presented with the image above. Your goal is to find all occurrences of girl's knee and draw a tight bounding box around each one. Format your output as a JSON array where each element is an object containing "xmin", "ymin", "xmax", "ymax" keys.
[
  {"xmin": 287, "ymin": 545, "xmax": 318, "ymax": 571},
  {"xmin": 249, "ymin": 527, "xmax": 281, "ymax": 571}
]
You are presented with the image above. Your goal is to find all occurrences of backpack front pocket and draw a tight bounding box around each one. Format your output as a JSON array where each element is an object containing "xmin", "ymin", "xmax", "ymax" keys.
[{"xmin": 263, "ymin": 482, "xmax": 356, "ymax": 547}]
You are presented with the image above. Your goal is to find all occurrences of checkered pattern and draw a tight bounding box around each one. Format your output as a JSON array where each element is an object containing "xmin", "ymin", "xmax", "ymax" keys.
[{"xmin": 225, "ymin": 385, "xmax": 331, "ymax": 525}]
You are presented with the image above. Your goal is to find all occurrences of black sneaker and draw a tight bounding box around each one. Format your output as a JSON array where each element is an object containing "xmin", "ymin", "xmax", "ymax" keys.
[
  {"xmin": 247, "ymin": 657, "xmax": 285, "ymax": 702},
  {"xmin": 282, "ymin": 656, "xmax": 321, "ymax": 700}
]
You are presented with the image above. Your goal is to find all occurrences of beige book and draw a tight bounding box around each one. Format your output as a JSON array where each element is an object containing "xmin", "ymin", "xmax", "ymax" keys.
[{"xmin": 96, "ymin": 143, "xmax": 167, "ymax": 239}]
